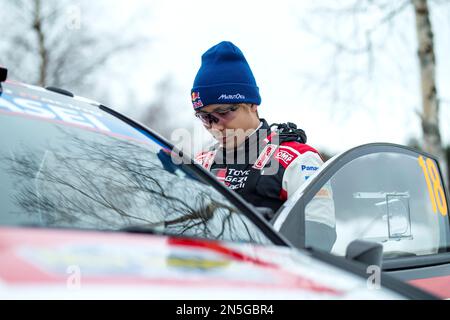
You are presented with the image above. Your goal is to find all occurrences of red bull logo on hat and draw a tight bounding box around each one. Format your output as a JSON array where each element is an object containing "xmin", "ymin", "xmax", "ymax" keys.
[{"xmin": 191, "ymin": 91, "xmax": 204, "ymax": 110}]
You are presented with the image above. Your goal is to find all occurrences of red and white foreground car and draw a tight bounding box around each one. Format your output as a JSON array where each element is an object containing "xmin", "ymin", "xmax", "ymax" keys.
[
  {"xmin": 0, "ymin": 67, "xmax": 434, "ymax": 299},
  {"xmin": 0, "ymin": 227, "xmax": 408, "ymax": 299}
]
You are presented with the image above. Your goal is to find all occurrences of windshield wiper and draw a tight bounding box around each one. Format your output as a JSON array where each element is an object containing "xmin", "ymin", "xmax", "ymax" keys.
[
  {"xmin": 17, "ymin": 222, "xmax": 47, "ymax": 228},
  {"xmin": 117, "ymin": 225, "xmax": 179, "ymax": 237}
]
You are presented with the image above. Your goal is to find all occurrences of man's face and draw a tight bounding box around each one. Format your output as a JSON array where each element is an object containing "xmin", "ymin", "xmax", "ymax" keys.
[{"xmin": 196, "ymin": 103, "xmax": 259, "ymax": 149}]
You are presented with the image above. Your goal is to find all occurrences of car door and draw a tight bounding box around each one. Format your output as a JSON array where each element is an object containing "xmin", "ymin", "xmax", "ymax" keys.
[{"xmin": 272, "ymin": 143, "xmax": 450, "ymax": 298}]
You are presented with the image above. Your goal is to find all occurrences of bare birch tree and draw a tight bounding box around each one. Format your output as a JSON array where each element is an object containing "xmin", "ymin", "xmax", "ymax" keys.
[
  {"xmin": 302, "ymin": 0, "xmax": 449, "ymax": 186},
  {"xmin": 413, "ymin": 0, "xmax": 447, "ymax": 184},
  {"xmin": 0, "ymin": 0, "xmax": 148, "ymax": 96},
  {"xmin": 0, "ymin": 0, "xmax": 185, "ymax": 142}
]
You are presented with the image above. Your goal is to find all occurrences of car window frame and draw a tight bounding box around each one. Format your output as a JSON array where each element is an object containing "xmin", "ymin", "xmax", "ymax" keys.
[{"xmin": 273, "ymin": 142, "xmax": 450, "ymax": 270}]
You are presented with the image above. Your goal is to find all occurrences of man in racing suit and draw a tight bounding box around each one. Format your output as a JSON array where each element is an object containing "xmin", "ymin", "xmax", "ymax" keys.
[
  {"xmin": 195, "ymin": 119, "xmax": 317, "ymax": 214},
  {"xmin": 191, "ymin": 41, "xmax": 336, "ymax": 251}
]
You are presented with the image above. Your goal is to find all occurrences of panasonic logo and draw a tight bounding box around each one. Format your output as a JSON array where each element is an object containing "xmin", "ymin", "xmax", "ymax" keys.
[
  {"xmin": 301, "ymin": 165, "xmax": 319, "ymax": 171},
  {"xmin": 218, "ymin": 93, "xmax": 245, "ymax": 100}
]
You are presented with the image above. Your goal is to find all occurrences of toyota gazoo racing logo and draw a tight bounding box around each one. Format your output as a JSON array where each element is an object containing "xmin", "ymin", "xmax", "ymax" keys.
[{"xmin": 217, "ymin": 93, "xmax": 245, "ymax": 100}]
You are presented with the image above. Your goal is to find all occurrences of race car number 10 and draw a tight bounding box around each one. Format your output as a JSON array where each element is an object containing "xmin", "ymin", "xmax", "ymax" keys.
[{"xmin": 418, "ymin": 155, "xmax": 448, "ymax": 216}]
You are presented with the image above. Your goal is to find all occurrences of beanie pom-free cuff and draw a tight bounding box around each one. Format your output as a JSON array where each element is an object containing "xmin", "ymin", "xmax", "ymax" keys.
[{"xmin": 191, "ymin": 83, "xmax": 261, "ymax": 110}]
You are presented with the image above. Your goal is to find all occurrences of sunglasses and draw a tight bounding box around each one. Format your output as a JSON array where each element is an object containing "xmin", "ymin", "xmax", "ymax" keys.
[{"xmin": 195, "ymin": 104, "xmax": 242, "ymax": 127}]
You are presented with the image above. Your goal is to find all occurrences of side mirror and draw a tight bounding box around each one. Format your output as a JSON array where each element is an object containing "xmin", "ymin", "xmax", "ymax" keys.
[{"xmin": 345, "ymin": 239, "xmax": 383, "ymax": 268}]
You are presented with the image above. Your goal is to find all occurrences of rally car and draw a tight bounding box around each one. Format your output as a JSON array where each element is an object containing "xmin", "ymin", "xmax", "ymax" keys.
[{"xmin": 0, "ymin": 66, "xmax": 436, "ymax": 299}]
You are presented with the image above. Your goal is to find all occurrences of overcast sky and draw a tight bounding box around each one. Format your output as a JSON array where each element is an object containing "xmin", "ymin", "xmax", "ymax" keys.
[{"xmin": 85, "ymin": 0, "xmax": 450, "ymax": 154}]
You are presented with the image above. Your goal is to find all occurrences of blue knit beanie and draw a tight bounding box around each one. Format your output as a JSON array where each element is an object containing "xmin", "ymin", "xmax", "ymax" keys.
[{"xmin": 191, "ymin": 41, "xmax": 261, "ymax": 110}]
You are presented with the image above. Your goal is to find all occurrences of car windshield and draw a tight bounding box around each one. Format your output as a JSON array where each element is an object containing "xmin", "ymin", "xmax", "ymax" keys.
[{"xmin": 0, "ymin": 86, "xmax": 271, "ymax": 245}]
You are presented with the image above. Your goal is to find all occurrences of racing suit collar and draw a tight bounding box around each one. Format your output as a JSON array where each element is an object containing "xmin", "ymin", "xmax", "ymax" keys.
[
  {"xmin": 215, "ymin": 119, "xmax": 272, "ymax": 164},
  {"xmin": 222, "ymin": 119, "xmax": 270, "ymax": 152}
]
